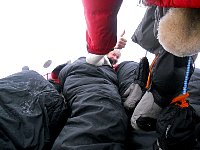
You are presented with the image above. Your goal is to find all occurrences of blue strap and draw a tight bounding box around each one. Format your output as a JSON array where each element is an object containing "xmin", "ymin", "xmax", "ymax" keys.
[{"xmin": 182, "ymin": 56, "xmax": 192, "ymax": 94}]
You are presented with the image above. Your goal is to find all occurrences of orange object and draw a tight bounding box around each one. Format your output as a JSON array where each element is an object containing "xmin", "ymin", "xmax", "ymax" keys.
[
  {"xmin": 170, "ymin": 93, "xmax": 189, "ymax": 108},
  {"xmin": 145, "ymin": 53, "xmax": 160, "ymax": 89}
]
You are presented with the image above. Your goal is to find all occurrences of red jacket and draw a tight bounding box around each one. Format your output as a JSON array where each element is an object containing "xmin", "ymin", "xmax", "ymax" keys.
[
  {"xmin": 82, "ymin": 0, "xmax": 123, "ymax": 55},
  {"xmin": 145, "ymin": 0, "xmax": 200, "ymax": 8}
]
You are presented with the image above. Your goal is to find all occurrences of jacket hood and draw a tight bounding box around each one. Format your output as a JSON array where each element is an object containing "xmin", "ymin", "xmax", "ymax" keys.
[{"xmin": 158, "ymin": 8, "xmax": 200, "ymax": 57}]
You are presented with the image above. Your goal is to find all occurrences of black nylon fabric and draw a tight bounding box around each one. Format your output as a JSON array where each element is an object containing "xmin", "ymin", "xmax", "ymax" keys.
[
  {"xmin": 125, "ymin": 129, "xmax": 157, "ymax": 150},
  {"xmin": 156, "ymin": 104, "xmax": 198, "ymax": 150},
  {"xmin": 117, "ymin": 61, "xmax": 200, "ymax": 150},
  {"xmin": 157, "ymin": 68, "xmax": 200, "ymax": 150},
  {"xmin": 134, "ymin": 57, "xmax": 149, "ymax": 89},
  {"xmin": 131, "ymin": 6, "xmax": 169, "ymax": 55},
  {"xmin": 117, "ymin": 58, "xmax": 149, "ymax": 122},
  {"xmin": 117, "ymin": 61, "xmax": 157, "ymax": 150},
  {"xmin": 187, "ymin": 68, "xmax": 200, "ymax": 115},
  {"xmin": 116, "ymin": 61, "xmax": 139, "ymax": 98},
  {"xmin": 131, "ymin": 5, "xmax": 194, "ymax": 107},
  {"xmin": 52, "ymin": 57, "xmax": 128, "ymax": 150},
  {"xmin": 151, "ymin": 51, "xmax": 194, "ymax": 107},
  {"xmin": 131, "ymin": 6, "xmax": 162, "ymax": 54},
  {"xmin": 150, "ymin": 68, "xmax": 200, "ymax": 150},
  {"xmin": 0, "ymin": 70, "xmax": 68, "ymax": 150},
  {"xmin": 186, "ymin": 68, "xmax": 200, "ymax": 150}
]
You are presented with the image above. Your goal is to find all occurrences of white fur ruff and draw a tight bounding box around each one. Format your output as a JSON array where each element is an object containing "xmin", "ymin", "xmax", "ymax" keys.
[{"xmin": 158, "ymin": 8, "xmax": 200, "ymax": 57}]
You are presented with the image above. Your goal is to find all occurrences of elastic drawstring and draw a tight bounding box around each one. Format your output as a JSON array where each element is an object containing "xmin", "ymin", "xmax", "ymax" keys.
[{"xmin": 145, "ymin": 52, "xmax": 160, "ymax": 89}]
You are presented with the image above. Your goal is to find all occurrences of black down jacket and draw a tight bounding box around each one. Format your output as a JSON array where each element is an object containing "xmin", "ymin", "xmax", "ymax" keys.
[
  {"xmin": 0, "ymin": 70, "xmax": 68, "ymax": 150},
  {"xmin": 132, "ymin": 6, "xmax": 194, "ymax": 107},
  {"xmin": 52, "ymin": 57, "xmax": 128, "ymax": 150}
]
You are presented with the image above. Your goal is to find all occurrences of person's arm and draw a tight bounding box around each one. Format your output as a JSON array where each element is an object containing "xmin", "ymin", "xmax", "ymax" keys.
[
  {"xmin": 82, "ymin": 0, "xmax": 123, "ymax": 66},
  {"xmin": 86, "ymin": 29, "xmax": 127, "ymax": 66}
]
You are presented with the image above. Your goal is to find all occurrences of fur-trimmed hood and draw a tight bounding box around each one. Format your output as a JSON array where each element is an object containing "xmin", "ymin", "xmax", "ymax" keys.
[{"xmin": 158, "ymin": 8, "xmax": 200, "ymax": 57}]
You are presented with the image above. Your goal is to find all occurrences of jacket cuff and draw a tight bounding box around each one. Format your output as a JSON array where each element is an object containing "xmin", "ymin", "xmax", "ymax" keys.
[{"xmin": 86, "ymin": 53, "xmax": 105, "ymax": 66}]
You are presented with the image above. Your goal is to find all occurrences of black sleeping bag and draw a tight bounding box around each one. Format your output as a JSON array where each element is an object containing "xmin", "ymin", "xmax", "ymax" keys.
[
  {"xmin": 0, "ymin": 70, "xmax": 68, "ymax": 150},
  {"xmin": 116, "ymin": 60, "xmax": 140, "ymax": 120},
  {"xmin": 52, "ymin": 57, "xmax": 128, "ymax": 150},
  {"xmin": 117, "ymin": 61, "xmax": 139, "ymax": 98}
]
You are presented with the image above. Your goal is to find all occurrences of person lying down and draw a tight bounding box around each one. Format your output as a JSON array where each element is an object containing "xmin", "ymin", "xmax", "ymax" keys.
[{"xmin": 51, "ymin": 57, "xmax": 128, "ymax": 149}]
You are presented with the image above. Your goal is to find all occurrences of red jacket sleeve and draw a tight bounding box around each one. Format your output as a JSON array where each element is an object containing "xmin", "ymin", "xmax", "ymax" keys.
[
  {"xmin": 82, "ymin": 0, "xmax": 123, "ymax": 55},
  {"xmin": 145, "ymin": 0, "xmax": 200, "ymax": 8}
]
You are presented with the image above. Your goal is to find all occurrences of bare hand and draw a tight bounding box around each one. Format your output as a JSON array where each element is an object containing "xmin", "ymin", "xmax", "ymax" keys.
[{"xmin": 114, "ymin": 30, "xmax": 127, "ymax": 49}]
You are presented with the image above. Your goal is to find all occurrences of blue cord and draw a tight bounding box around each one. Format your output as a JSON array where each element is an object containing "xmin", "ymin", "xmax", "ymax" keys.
[{"xmin": 182, "ymin": 56, "xmax": 192, "ymax": 94}]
